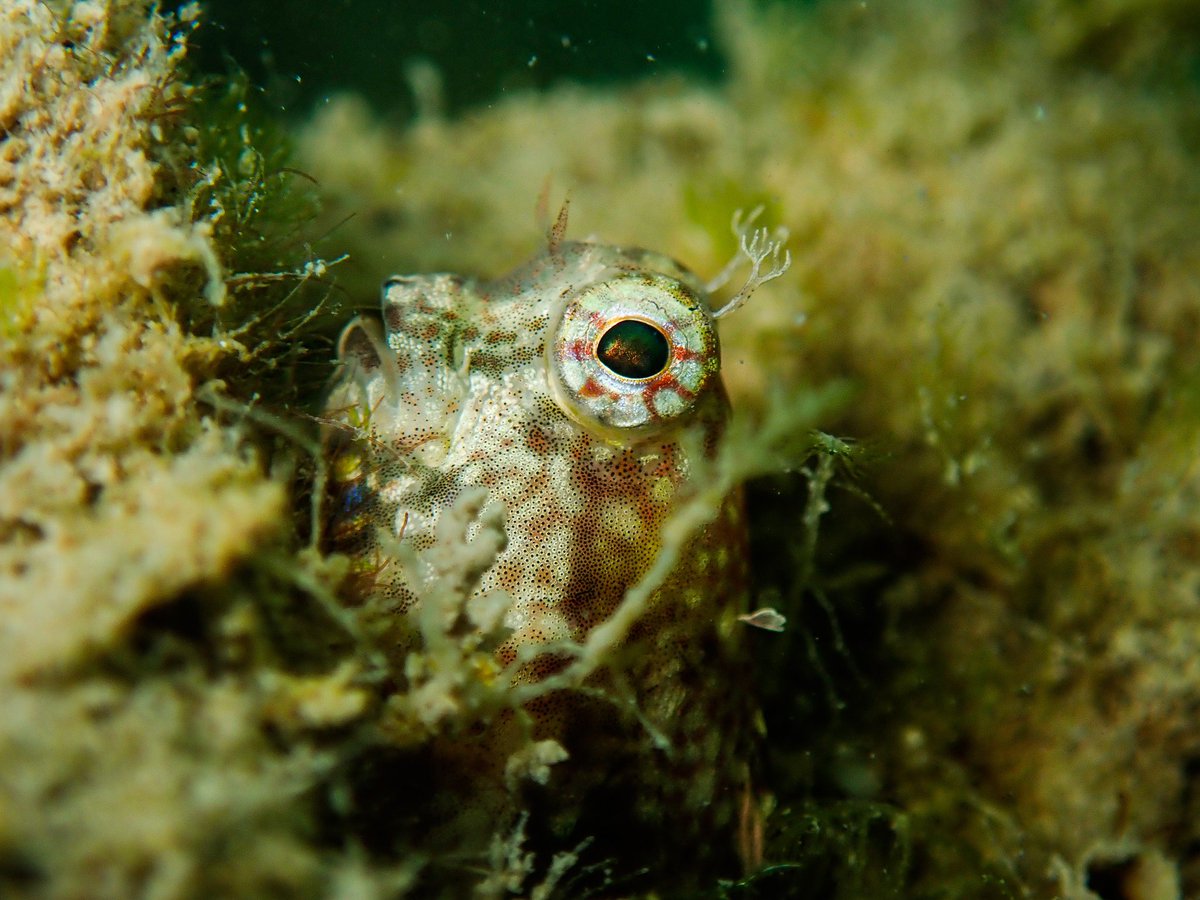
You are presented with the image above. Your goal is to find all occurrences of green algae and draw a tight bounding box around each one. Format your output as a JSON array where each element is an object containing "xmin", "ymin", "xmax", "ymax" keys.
[
  {"xmin": 0, "ymin": 263, "xmax": 39, "ymax": 339},
  {"xmin": 175, "ymin": 70, "xmax": 345, "ymax": 409}
]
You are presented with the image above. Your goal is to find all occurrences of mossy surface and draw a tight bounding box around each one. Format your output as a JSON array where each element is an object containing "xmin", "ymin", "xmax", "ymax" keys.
[{"xmin": 3, "ymin": 0, "xmax": 1200, "ymax": 897}]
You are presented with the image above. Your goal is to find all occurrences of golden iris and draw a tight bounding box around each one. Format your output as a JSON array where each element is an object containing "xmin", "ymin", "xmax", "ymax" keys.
[{"xmin": 596, "ymin": 319, "xmax": 670, "ymax": 380}]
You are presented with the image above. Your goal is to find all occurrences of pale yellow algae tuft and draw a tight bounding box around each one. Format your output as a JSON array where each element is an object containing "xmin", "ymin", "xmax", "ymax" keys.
[
  {"xmin": 0, "ymin": 3, "xmax": 342, "ymax": 897},
  {"xmin": 0, "ymin": 0, "xmax": 257, "ymax": 678}
]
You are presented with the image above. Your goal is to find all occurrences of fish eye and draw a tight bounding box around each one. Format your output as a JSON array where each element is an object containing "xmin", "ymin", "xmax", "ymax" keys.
[
  {"xmin": 595, "ymin": 318, "xmax": 670, "ymax": 380},
  {"xmin": 548, "ymin": 272, "xmax": 720, "ymax": 438}
]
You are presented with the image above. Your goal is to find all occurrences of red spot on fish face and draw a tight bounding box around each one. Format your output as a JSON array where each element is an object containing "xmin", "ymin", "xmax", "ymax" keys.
[
  {"xmin": 579, "ymin": 377, "xmax": 610, "ymax": 399},
  {"xmin": 564, "ymin": 338, "xmax": 589, "ymax": 361},
  {"xmin": 673, "ymin": 344, "xmax": 701, "ymax": 363}
]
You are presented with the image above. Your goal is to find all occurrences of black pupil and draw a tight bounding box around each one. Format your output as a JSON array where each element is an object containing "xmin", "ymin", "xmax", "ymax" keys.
[{"xmin": 596, "ymin": 320, "xmax": 670, "ymax": 379}]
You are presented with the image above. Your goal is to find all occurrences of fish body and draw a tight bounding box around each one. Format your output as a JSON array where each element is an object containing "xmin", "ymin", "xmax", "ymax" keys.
[{"xmin": 324, "ymin": 238, "xmax": 758, "ymax": 877}]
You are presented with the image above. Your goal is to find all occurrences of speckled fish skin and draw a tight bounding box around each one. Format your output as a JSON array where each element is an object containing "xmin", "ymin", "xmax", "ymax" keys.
[{"xmin": 324, "ymin": 238, "xmax": 756, "ymax": 873}]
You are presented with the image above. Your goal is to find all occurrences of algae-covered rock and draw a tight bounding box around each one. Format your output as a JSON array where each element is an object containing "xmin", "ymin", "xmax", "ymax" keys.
[{"xmin": 0, "ymin": 3, "xmax": 353, "ymax": 897}]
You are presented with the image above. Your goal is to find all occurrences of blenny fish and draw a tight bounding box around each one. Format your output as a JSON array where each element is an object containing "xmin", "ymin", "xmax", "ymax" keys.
[{"xmin": 323, "ymin": 209, "xmax": 789, "ymax": 880}]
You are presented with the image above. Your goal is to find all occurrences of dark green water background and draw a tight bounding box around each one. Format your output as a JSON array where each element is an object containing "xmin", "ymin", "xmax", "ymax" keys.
[{"xmin": 194, "ymin": 0, "xmax": 734, "ymax": 116}]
